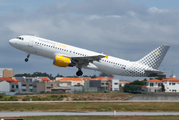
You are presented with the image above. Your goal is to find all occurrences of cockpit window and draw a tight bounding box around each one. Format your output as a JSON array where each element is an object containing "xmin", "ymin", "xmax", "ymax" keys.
[{"xmin": 16, "ymin": 37, "xmax": 24, "ymax": 40}]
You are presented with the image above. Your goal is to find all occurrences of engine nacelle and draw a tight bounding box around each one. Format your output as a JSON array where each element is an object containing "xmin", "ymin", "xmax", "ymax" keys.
[{"xmin": 53, "ymin": 55, "xmax": 71, "ymax": 67}]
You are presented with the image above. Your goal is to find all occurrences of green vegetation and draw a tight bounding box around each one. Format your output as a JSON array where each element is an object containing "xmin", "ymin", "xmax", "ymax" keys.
[
  {"xmin": 0, "ymin": 94, "xmax": 70, "ymax": 101},
  {"xmin": 0, "ymin": 93, "xmax": 133, "ymax": 101},
  {"xmin": 107, "ymin": 107, "xmax": 113, "ymax": 111},
  {"xmin": 0, "ymin": 94, "xmax": 3, "ymax": 98},
  {"xmin": 73, "ymin": 98, "xmax": 87, "ymax": 101},
  {"xmin": 161, "ymin": 84, "xmax": 165, "ymax": 92},
  {"xmin": 129, "ymin": 80, "xmax": 146, "ymax": 86},
  {"xmin": 1, "ymin": 102, "xmax": 179, "ymax": 112},
  {"xmin": 20, "ymin": 108, "xmax": 24, "ymax": 112},
  {"xmin": 11, "ymin": 108, "xmax": 14, "ymax": 111},
  {"xmin": 124, "ymin": 84, "xmax": 142, "ymax": 93}
]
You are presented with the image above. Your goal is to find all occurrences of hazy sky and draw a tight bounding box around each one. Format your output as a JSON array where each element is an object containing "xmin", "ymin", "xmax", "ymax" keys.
[{"xmin": 1, "ymin": 0, "xmax": 179, "ymax": 80}]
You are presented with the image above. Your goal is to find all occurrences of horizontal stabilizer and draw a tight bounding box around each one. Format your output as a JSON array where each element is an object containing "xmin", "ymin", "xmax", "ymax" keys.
[{"xmin": 145, "ymin": 70, "xmax": 166, "ymax": 77}]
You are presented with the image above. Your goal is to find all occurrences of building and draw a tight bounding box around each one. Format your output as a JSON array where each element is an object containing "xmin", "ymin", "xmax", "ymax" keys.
[
  {"xmin": 19, "ymin": 81, "xmax": 34, "ymax": 93},
  {"xmin": 33, "ymin": 81, "xmax": 58, "ymax": 93},
  {"xmin": 84, "ymin": 77, "xmax": 113, "ymax": 92},
  {"xmin": 112, "ymin": 79, "xmax": 119, "ymax": 91},
  {"xmin": 119, "ymin": 81, "xmax": 131, "ymax": 87},
  {"xmin": 51, "ymin": 87, "xmax": 71, "ymax": 94},
  {"xmin": 0, "ymin": 77, "xmax": 14, "ymax": 83},
  {"xmin": 84, "ymin": 80, "xmax": 101, "ymax": 92},
  {"xmin": 145, "ymin": 79, "xmax": 163, "ymax": 92},
  {"xmin": 10, "ymin": 81, "xmax": 24, "ymax": 92},
  {"xmin": 57, "ymin": 77, "xmax": 86, "ymax": 86},
  {"xmin": 145, "ymin": 78, "xmax": 179, "ymax": 92},
  {"xmin": 0, "ymin": 81, "xmax": 10, "ymax": 93},
  {"xmin": 162, "ymin": 78, "xmax": 179, "ymax": 92},
  {"xmin": 0, "ymin": 68, "xmax": 14, "ymax": 77}
]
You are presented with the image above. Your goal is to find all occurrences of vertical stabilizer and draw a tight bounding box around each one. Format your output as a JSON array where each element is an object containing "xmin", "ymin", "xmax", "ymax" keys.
[{"xmin": 137, "ymin": 44, "xmax": 170, "ymax": 69}]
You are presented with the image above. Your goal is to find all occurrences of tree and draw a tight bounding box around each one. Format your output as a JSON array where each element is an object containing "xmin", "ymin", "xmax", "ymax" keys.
[
  {"xmin": 155, "ymin": 77, "xmax": 166, "ymax": 80},
  {"xmin": 14, "ymin": 72, "xmax": 55, "ymax": 80},
  {"xmin": 55, "ymin": 73, "xmax": 63, "ymax": 77},
  {"xmin": 91, "ymin": 75, "xmax": 97, "ymax": 78},
  {"xmin": 124, "ymin": 84, "xmax": 142, "ymax": 93},
  {"xmin": 161, "ymin": 84, "xmax": 165, "ymax": 92},
  {"xmin": 129, "ymin": 80, "xmax": 145, "ymax": 86},
  {"xmin": 99, "ymin": 72, "xmax": 113, "ymax": 78}
]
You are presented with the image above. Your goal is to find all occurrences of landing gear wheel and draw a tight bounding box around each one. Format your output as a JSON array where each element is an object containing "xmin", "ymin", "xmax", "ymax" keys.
[
  {"xmin": 76, "ymin": 70, "xmax": 83, "ymax": 76},
  {"xmin": 25, "ymin": 58, "xmax": 28, "ymax": 62},
  {"xmin": 25, "ymin": 54, "xmax": 30, "ymax": 62}
]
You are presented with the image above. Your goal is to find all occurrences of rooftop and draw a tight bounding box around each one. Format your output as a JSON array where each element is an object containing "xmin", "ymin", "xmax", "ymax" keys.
[
  {"xmin": 162, "ymin": 78, "xmax": 179, "ymax": 82},
  {"xmin": 0, "ymin": 77, "xmax": 14, "ymax": 82},
  {"xmin": 91, "ymin": 77, "xmax": 113, "ymax": 80},
  {"xmin": 146, "ymin": 79, "xmax": 162, "ymax": 82}
]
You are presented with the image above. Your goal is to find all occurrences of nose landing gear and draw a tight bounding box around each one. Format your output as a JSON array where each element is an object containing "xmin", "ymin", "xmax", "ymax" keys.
[{"xmin": 25, "ymin": 54, "xmax": 30, "ymax": 62}]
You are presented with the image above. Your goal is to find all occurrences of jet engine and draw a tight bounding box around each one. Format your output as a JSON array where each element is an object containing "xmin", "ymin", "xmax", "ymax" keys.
[{"xmin": 53, "ymin": 55, "xmax": 75, "ymax": 67}]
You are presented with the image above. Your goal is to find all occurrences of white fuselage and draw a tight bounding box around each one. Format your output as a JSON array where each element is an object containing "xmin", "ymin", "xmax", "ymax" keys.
[{"xmin": 9, "ymin": 35, "xmax": 162, "ymax": 77}]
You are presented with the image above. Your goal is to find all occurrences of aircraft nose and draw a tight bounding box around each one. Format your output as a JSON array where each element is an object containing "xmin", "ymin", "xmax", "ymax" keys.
[{"xmin": 9, "ymin": 39, "xmax": 15, "ymax": 46}]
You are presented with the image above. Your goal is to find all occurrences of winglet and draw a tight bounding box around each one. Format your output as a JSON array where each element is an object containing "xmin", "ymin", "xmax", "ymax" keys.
[{"xmin": 105, "ymin": 55, "xmax": 110, "ymax": 59}]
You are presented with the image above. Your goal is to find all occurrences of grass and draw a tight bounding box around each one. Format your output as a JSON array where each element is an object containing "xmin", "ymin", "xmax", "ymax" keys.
[
  {"xmin": 3, "ymin": 115, "xmax": 179, "ymax": 120},
  {"xmin": 0, "ymin": 93, "xmax": 133, "ymax": 101},
  {"xmin": 1, "ymin": 102, "xmax": 179, "ymax": 112}
]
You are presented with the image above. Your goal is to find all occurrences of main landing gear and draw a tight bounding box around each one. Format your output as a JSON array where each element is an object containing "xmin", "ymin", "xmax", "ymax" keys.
[
  {"xmin": 76, "ymin": 64, "xmax": 83, "ymax": 76},
  {"xmin": 25, "ymin": 54, "xmax": 30, "ymax": 62},
  {"xmin": 76, "ymin": 69, "xmax": 83, "ymax": 76}
]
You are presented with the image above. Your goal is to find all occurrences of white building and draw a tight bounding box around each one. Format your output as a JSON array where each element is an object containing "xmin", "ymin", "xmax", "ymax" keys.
[
  {"xmin": 145, "ymin": 79, "xmax": 163, "ymax": 92},
  {"xmin": 0, "ymin": 81, "xmax": 10, "ymax": 93},
  {"xmin": 112, "ymin": 79, "xmax": 119, "ymax": 91},
  {"xmin": 162, "ymin": 78, "xmax": 179, "ymax": 92},
  {"xmin": 145, "ymin": 78, "xmax": 179, "ymax": 92}
]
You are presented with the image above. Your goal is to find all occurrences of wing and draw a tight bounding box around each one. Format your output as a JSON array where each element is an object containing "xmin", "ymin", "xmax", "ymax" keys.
[
  {"xmin": 71, "ymin": 55, "xmax": 110, "ymax": 65},
  {"xmin": 145, "ymin": 70, "xmax": 166, "ymax": 77},
  {"xmin": 54, "ymin": 52, "xmax": 109, "ymax": 66}
]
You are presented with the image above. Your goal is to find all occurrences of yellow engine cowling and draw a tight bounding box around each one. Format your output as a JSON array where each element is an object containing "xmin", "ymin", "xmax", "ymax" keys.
[{"xmin": 53, "ymin": 55, "xmax": 71, "ymax": 67}]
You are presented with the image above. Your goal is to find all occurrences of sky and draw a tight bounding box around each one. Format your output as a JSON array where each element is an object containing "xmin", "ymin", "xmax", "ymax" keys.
[{"xmin": 0, "ymin": 0, "xmax": 179, "ymax": 80}]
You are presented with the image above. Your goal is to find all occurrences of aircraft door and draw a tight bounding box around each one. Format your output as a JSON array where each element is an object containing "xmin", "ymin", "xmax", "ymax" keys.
[
  {"xmin": 28, "ymin": 37, "xmax": 34, "ymax": 47},
  {"xmin": 27, "ymin": 37, "xmax": 37, "ymax": 54}
]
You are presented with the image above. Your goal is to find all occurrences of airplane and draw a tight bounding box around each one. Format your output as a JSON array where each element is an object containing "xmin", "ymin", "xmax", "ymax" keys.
[{"xmin": 9, "ymin": 35, "xmax": 170, "ymax": 77}]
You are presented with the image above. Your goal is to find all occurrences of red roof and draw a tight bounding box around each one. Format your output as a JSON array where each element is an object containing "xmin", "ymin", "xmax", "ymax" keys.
[
  {"xmin": 0, "ymin": 77, "xmax": 14, "ymax": 82},
  {"xmin": 79, "ymin": 77, "xmax": 91, "ymax": 80},
  {"xmin": 38, "ymin": 77, "xmax": 50, "ymax": 81},
  {"xmin": 11, "ymin": 80, "xmax": 24, "ymax": 84},
  {"xmin": 25, "ymin": 77, "xmax": 35, "ymax": 79},
  {"xmin": 146, "ymin": 79, "xmax": 162, "ymax": 82},
  {"xmin": 119, "ymin": 81, "xmax": 131, "ymax": 84},
  {"xmin": 91, "ymin": 77, "xmax": 113, "ymax": 80},
  {"xmin": 59, "ymin": 77, "xmax": 82, "ymax": 81},
  {"xmin": 162, "ymin": 78, "xmax": 179, "ymax": 82}
]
